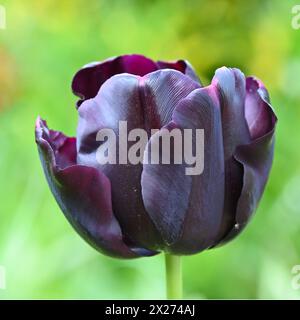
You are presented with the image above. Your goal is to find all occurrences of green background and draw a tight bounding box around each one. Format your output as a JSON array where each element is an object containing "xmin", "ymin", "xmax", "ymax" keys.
[{"xmin": 0, "ymin": 0, "xmax": 300, "ymax": 299}]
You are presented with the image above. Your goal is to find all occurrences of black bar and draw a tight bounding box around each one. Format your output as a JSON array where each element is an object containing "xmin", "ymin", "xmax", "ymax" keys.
[{"xmin": 0, "ymin": 300, "xmax": 298, "ymax": 318}]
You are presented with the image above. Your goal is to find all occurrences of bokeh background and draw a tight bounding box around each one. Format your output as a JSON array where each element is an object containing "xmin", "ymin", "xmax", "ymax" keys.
[{"xmin": 0, "ymin": 0, "xmax": 300, "ymax": 299}]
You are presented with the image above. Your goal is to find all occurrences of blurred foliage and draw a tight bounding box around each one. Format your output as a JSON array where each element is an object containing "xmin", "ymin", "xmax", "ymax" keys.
[{"xmin": 0, "ymin": 0, "xmax": 300, "ymax": 299}]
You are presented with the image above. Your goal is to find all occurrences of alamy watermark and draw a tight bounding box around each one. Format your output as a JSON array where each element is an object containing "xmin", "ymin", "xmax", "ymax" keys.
[
  {"xmin": 291, "ymin": 265, "xmax": 300, "ymax": 290},
  {"xmin": 0, "ymin": 265, "xmax": 6, "ymax": 289},
  {"xmin": 292, "ymin": 5, "xmax": 300, "ymax": 29},
  {"xmin": 0, "ymin": 5, "xmax": 6, "ymax": 29},
  {"xmin": 95, "ymin": 121, "xmax": 204, "ymax": 176}
]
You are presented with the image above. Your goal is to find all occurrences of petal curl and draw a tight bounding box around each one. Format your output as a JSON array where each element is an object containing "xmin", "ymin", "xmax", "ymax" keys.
[
  {"xmin": 245, "ymin": 77, "xmax": 274, "ymax": 140},
  {"xmin": 35, "ymin": 117, "xmax": 155, "ymax": 258}
]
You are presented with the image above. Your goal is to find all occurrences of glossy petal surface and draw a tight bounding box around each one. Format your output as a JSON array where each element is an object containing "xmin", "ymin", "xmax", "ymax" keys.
[
  {"xmin": 142, "ymin": 86, "xmax": 225, "ymax": 253},
  {"xmin": 76, "ymin": 70, "xmax": 200, "ymax": 250},
  {"xmin": 35, "ymin": 117, "xmax": 156, "ymax": 258},
  {"xmin": 219, "ymin": 77, "xmax": 277, "ymax": 244},
  {"xmin": 211, "ymin": 67, "xmax": 251, "ymax": 243}
]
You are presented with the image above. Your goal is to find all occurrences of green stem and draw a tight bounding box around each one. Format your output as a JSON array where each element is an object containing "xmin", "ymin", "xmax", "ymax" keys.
[{"xmin": 165, "ymin": 254, "xmax": 182, "ymax": 299}]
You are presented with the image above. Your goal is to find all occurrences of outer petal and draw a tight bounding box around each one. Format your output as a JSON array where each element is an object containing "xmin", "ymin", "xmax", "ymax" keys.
[
  {"xmin": 35, "ymin": 117, "xmax": 155, "ymax": 258},
  {"xmin": 141, "ymin": 122, "xmax": 192, "ymax": 247},
  {"xmin": 218, "ymin": 77, "xmax": 277, "ymax": 244},
  {"xmin": 76, "ymin": 70, "xmax": 200, "ymax": 250},
  {"xmin": 141, "ymin": 86, "xmax": 225, "ymax": 254},
  {"xmin": 211, "ymin": 67, "xmax": 252, "ymax": 243},
  {"xmin": 72, "ymin": 54, "xmax": 201, "ymax": 107}
]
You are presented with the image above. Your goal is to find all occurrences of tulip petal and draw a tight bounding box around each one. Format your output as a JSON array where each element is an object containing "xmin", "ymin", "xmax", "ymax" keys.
[
  {"xmin": 76, "ymin": 70, "xmax": 200, "ymax": 250},
  {"xmin": 72, "ymin": 55, "xmax": 158, "ymax": 107},
  {"xmin": 141, "ymin": 86, "xmax": 225, "ymax": 253},
  {"xmin": 40, "ymin": 124, "xmax": 77, "ymax": 170},
  {"xmin": 35, "ymin": 117, "xmax": 156, "ymax": 258},
  {"xmin": 76, "ymin": 74, "xmax": 162, "ymax": 250},
  {"xmin": 212, "ymin": 67, "xmax": 251, "ymax": 158},
  {"xmin": 245, "ymin": 77, "xmax": 274, "ymax": 140},
  {"xmin": 218, "ymin": 78, "xmax": 277, "ymax": 244},
  {"xmin": 210, "ymin": 67, "xmax": 252, "ymax": 243},
  {"xmin": 141, "ymin": 122, "xmax": 193, "ymax": 247}
]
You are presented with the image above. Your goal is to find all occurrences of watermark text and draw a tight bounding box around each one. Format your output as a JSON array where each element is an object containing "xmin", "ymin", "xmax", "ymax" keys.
[
  {"xmin": 95, "ymin": 121, "xmax": 205, "ymax": 176},
  {"xmin": 0, "ymin": 265, "xmax": 6, "ymax": 289},
  {"xmin": 292, "ymin": 5, "xmax": 300, "ymax": 29},
  {"xmin": 0, "ymin": 5, "xmax": 6, "ymax": 29}
]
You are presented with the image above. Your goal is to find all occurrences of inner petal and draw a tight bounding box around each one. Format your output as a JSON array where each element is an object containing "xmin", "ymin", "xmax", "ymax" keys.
[{"xmin": 245, "ymin": 77, "xmax": 275, "ymax": 140}]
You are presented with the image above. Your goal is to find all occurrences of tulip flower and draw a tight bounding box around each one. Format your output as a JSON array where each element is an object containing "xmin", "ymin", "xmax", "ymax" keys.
[{"xmin": 35, "ymin": 54, "xmax": 277, "ymax": 299}]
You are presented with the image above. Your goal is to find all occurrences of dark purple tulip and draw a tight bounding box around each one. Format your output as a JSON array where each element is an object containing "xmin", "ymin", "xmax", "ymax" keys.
[{"xmin": 35, "ymin": 54, "xmax": 277, "ymax": 258}]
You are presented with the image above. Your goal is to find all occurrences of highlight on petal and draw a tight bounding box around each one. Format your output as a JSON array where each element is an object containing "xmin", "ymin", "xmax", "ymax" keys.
[
  {"xmin": 212, "ymin": 67, "xmax": 251, "ymax": 158},
  {"xmin": 141, "ymin": 69, "xmax": 201, "ymax": 127},
  {"xmin": 35, "ymin": 117, "xmax": 156, "ymax": 258}
]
